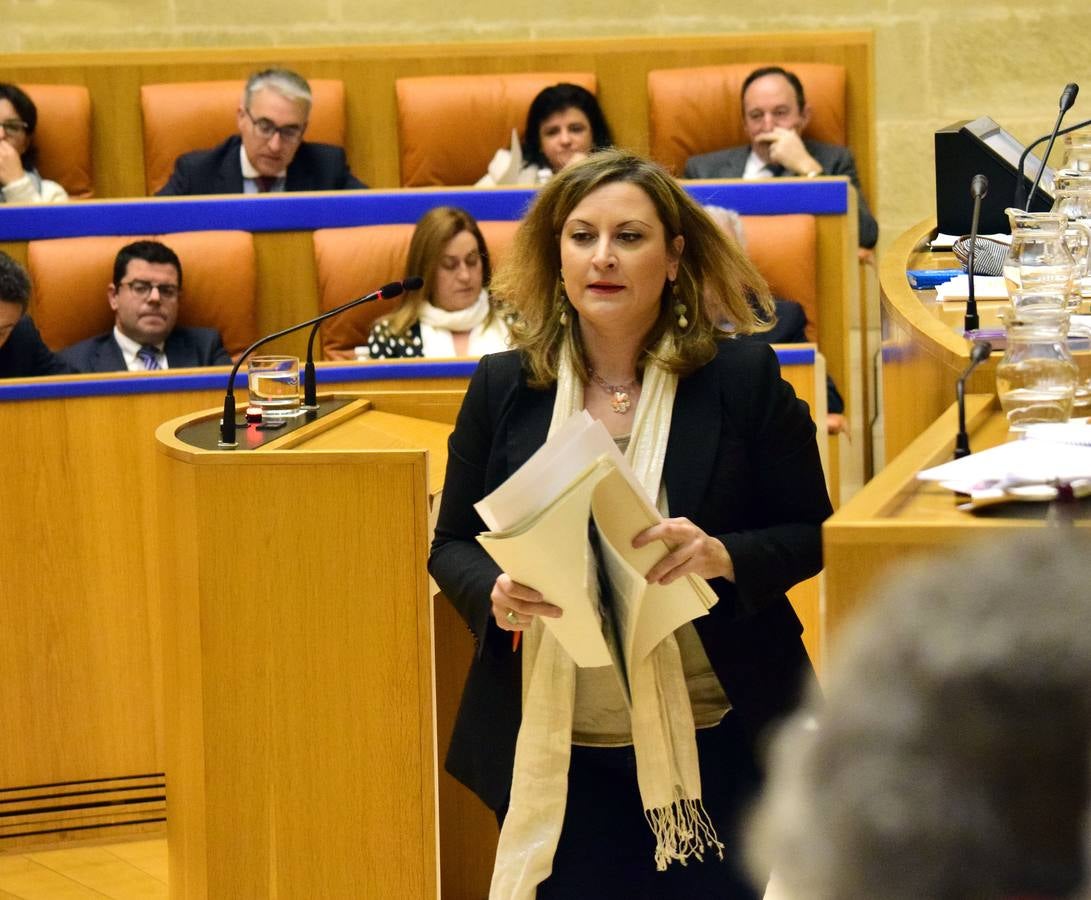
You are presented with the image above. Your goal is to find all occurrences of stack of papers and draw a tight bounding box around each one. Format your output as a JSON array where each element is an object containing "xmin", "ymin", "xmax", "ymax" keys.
[
  {"xmin": 475, "ymin": 411, "xmax": 716, "ymax": 688},
  {"xmin": 934, "ymin": 274, "xmax": 1009, "ymax": 302},
  {"xmin": 918, "ymin": 424, "xmax": 1091, "ymax": 508}
]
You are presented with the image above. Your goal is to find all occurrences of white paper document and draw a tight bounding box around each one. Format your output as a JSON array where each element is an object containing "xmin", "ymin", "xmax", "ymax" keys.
[
  {"xmin": 475, "ymin": 413, "xmax": 717, "ymax": 686},
  {"xmin": 934, "ymin": 274, "xmax": 1009, "ymax": 302}
]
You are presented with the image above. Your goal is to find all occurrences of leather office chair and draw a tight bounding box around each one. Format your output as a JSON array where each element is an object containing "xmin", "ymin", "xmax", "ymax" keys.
[
  {"xmin": 741, "ymin": 214, "xmax": 818, "ymax": 340},
  {"xmin": 140, "ymin": 79, "xmax": 347, "ymax": 195},
  {"xmin": 313, "ymin": 219, "xmax": 521, "ymax": 359},
  {"xmin": 28, "ymin": 230, "xmax": 259, "ymax": 358},
  {"xmin": 646, "ymin": 63, "xmax": 847, "ymax": 176},
  {"xmin": 395, "ymin": 72, "xmax": 597, "ymax": 187},
  {"xmin": 18, "ymin": 84, "xmax": 94, "ymax": 199}
]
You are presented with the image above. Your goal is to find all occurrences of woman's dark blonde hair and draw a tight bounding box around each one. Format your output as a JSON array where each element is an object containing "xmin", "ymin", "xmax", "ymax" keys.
[
  {"xmin": 384, "ymin": 206, "xmax": 493, "ymax": 336},
  {"xmin": 490, "ymin": 149, "xmax": 773, "ymax": 387}
]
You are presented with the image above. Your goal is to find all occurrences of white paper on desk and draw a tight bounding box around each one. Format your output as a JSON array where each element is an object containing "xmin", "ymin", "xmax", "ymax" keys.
[
  {"xmin": 918, "ymin": 438, "xmax": 1091, "ymax": 493},
  {"xmin": 931, "ymin": 232, "xmax": 1011, "ymax": 250},
  {"xmin": 934, "ymin": 274, "xmax": 1009, "ymax": 301}
]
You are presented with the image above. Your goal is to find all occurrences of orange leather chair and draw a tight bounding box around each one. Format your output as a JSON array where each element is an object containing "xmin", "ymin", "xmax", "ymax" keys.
[
  {"xmin": 140, "ymin": 79, "xmax": 347, "ymax": 195},
  {"xmin": 741, "ymin": 214, "xmax": 818, "ymax": 340},
  {"xmin": 647, "ymin": 63, "xmax": 846, "ymax": 176},
  {"xmin": 313, "ymin": 220, "xmax": 521, "ymax": 359},
  {"xmin": 19, "ymin": 84, "xmax": 94, "ymax": 198},
  {"xmin": 28, "ymin": 230, "xmax": 259, "ymax": 358},
  {"xmin": 395, "ymin": 72, "xmax": 597, "ymax": 187}
]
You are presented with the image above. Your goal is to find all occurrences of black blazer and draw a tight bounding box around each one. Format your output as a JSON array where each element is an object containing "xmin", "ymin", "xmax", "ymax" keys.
[
  {"xmin": 0, "ymin": 315, "xmax": 73, "ymax": 378},
  {"xmin": 156, "ymin": 134, "xmax": 366, "ymax": 196},
  {"xmin": 428, "ymin": 341, "xmax": 833, "ymax": 811},
  {"xmin": 59, "ymin": 327, "xmax": 232, "ymax": 373},
  {"xmin": 683, "ymin": 139, "xmax": 878, "ymax": 249}
]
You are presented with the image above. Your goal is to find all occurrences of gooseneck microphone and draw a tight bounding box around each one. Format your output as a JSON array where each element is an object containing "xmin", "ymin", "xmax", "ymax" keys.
[
  {"xmin": 302, "ymin": 276, "xmax": 424, "ymax": 409},
  {"xmin": 954, "ymin": 340, "xmax": 994, "ymax": 459},
  {"xmin": 1014, "ymin": 82, "xmax": 1079, "ymax": 210},
  {"xmin": 219, "ymin": 279, "xmax": 416, "ymax": 448},
  {"xmin": 964, "ymin": 174, "xmax": 989, "ymax": 334}
]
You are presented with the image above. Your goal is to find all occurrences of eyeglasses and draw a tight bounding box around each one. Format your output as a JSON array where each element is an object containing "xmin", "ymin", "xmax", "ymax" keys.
[
  {"xmin": 1, "ymin": 119, "xmax": 29, "ymax": 138},
  {"xmin": 243, "ymin": 108, "xmax": 305, "ymax": 144},
  {"xmin": 120, "ymin": 280, "xmax": 180, "ymax": 301}
]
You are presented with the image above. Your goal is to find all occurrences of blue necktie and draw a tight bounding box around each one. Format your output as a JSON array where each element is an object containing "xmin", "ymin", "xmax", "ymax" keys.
[{"xmin": 137, "ymin": 345, "xmax": 160, "ymax": 371}]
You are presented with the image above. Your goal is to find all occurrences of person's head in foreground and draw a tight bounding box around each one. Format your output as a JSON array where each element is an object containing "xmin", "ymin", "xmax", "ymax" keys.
[
  {"xmin": 109, "ymin": 240, "xmax": 183, "ymax": 346},
  {"xmin": 522, "ymin": 83, "xmax": 613, "ymax": 175},
  {"xmin": 495, "ymin": 148, "xmax": 773, "ymax": 387},
  {"xmin": 237, "ymin": 68, "xmax": 312, "ymax": 178},
  {"xmin": 384, "ymin": 205, "xmax": 493, "ymax": 335},
  {"xmin": 748, "ymin": 531, "xmax": 1091, "ymax": 899}
]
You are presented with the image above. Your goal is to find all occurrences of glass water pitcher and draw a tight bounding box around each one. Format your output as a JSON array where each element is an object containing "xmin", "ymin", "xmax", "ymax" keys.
[
  {"xmin": 996, "ymin": 308, "xmax": 1078, "ymax": 429},
  {"xmin": 1003, "ymin": 208, "xmax": 1090, "ymax": 303}
]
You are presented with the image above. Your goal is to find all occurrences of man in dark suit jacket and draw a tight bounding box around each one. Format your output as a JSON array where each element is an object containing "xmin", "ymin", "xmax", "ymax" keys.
[
  {"xmin": 60, "ymin": 240, "xmax": 232, "ymax": 373},
  {"xmin": 0, "ymin": 250, "xmax": 72, "ymax": 378},
  {"xmin": 156, "ymin": 67, "xmax": 365, "ymax": 196},
  {"xmin": 684, "ymin": 66, "xmax": 878, "ymax": 252}
]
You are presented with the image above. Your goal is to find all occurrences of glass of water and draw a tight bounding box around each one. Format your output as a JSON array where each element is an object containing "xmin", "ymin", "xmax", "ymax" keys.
[
  {"xmin": 247, "ymin": 355, "xmax": 302, "ymax": 417},
  {"xmin": 996, "ymin": 309, "xmax": 1078, "ymax": 430}
]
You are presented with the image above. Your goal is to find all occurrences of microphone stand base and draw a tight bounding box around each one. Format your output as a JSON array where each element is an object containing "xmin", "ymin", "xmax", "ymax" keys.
[{"xmin": 217, "ymin": 440, "xmax": 239, "ymax": 449}]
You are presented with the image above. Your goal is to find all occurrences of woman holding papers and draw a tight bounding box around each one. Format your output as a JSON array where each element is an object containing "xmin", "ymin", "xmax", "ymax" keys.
[
  {"xmin": 429, "ymin": 149, "xmax": 833, "ymax": 899},
  {"xmin": 476, "ymin": 83, "xmax": 613, "ymax": 187}
]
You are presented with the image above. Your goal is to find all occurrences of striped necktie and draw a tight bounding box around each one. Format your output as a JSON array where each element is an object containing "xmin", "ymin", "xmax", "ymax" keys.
[{"xmin": 137, "ymin": 345, "xmax": 161, "ymax": 371}]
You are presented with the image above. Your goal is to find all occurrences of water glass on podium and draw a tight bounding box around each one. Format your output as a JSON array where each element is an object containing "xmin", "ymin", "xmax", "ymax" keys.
[{"xmin": 248, "ymin": 355, "xmax": 302, "ymax": 417}]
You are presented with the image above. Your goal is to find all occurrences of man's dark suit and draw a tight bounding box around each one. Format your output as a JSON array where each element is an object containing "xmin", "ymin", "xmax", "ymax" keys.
[
  {"xmin": 0, "ymin": 315, "xmax": 73, "ymax": 378},
  {"xmin": 59, "ymin": 327, "xmax": 232, "ymax": 373},
  {"xmin": 429, "ymin": 342, "xmax": 833, "ymax": 812},
  {"xmin": 684, "ymin": 139, "xmax": 878, "ymax": 249},
  {"xmin": 156, "ymin": 134, "xmax": 366, "ymax": 196},
  {"xmin": 742, "ymin": 298, "xmax": 844, "ymax": 414}
]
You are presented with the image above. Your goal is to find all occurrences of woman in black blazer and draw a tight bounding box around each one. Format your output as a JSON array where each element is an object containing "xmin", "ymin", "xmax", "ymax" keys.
[{"xmin": 429, "ymin": 150, "xmax": 832, "ymax": 899}]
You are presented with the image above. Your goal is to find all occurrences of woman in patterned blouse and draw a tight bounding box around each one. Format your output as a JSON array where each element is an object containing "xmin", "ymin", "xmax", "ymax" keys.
[{"xmin": 365, "ymin": 206, "xmax": 511, "ymax": 359}]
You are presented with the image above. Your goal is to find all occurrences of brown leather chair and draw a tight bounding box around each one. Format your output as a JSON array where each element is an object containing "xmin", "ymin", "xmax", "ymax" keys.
[
  {"xmin": 395, "ymin": 72, "xmax": 597, "ymax": 187},
  {"xmin": 741, "ymin": 214, "xmax": 818, "ymax": 340},
  {"xmin": 313, "ymin": 220, "xmax": 521, "ymax": 359},
  {"xmin": 647, "ymin": 63, "xmax": 847, "ymax": 176},
  {"xmin": 140, "ymin": 79, "xmax": 347, "ymax": 195},
  {"xmin": 28, "ymin": 230, "xmax": 259, "ymax": 358},
  {"xmin": 19, "ymin": 84, "xmax": 94, "ymax": 198}
]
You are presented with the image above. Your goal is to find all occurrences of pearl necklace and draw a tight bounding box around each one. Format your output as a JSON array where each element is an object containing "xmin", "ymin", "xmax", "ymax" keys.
[{"xmin": 588, "ymin": 368, "xmax": 639, "ymax": 414}]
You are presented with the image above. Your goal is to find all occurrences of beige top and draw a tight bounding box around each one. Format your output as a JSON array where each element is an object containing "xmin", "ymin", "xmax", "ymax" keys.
[{"xmin": 571, "ymin": 433, "xmax": 730, "ymax": 747}]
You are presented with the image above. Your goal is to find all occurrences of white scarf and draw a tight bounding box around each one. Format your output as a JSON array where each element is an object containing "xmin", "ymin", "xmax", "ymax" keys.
[
  {"xmin": 417, "ymin": 289, "xmax": 492, "ymax": 332},
  {"xmin": 489, "ymin": 337, "xmax": 723, "ymax": 899}
]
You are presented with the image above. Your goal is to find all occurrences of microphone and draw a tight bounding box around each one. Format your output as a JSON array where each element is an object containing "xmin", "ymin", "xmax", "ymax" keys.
[
  {"xmin": 1014, "ymin": 82, "xmax": 1080, "ymax": 209},
  {"xmin": 964, "ymin": 174, "xmax": 989, "ymax": 334},
  {"xmin": 954, "ymin": 340, "xmax": 993, "ymax": 459},
  {"xmin": 302, "ymin": 276, "xmax": 423, "ymax": 409},
  {"xmin": 219, "ymin": 279, "xmax": 414, "ymax": 448}
]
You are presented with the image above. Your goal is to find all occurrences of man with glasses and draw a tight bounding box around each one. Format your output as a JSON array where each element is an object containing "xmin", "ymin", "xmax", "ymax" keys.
[
  {"xmin": 157, "ymin": 68, "xmax": 365, "ymax": 196},
  {"xmin": 59, "ymin": 241, "xmax": 232, "ymax": 373},
  {"xmin": 0, "ymin": 250, "xmax": 72, "ymax": 378}
]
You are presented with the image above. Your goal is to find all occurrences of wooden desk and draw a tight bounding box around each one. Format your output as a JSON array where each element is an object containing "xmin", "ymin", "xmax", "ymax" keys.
[
  {"xmin": 824, "ymin": 394, "xmax": 1091, "ymax": 655},
  {"xmin": 0, "ymin": 348, "xmax": 826, "ymax": 877}
]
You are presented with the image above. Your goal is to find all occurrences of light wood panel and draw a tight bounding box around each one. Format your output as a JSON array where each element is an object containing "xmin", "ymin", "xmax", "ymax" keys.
[
  {"xmin": 823, "ymin": 395, "xmax": 1091, "ymax": 652},
  {"xmin": 0, "ymin": 32, "xmax": 875, "ymax": 199},
  {"xmin": 0, "ymin": 838, "xmax": 167, "ymax": 899}
]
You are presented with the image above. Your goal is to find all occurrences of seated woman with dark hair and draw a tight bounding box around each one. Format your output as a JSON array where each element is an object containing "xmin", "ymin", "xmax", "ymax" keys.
[
  {"xmin": 365, "ymin": 206, "xmax": 511, "ymax": 359},
  {"xmin": 476, "ymin": 83, "xmax": 613, "ymax": 187},
  {"xmin": 0, "ymin": 84, "xmax": 68, "ymax": 204}
]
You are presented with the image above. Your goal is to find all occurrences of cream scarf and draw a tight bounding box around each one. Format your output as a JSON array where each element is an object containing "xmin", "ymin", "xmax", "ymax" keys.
[{"xmin": 489, "ymin": 337, "xmax": 723, "ymax": 899}]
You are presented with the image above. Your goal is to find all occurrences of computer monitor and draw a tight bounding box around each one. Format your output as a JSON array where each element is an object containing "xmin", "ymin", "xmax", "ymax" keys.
[{"xmin": 935, "ymin": 116, "xmax": 1054, "ymax": 235}]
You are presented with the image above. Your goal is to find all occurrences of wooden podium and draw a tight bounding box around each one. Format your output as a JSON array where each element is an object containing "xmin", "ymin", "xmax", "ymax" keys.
[{"xmin": 154, "ymin": 391, "xmax": 489, "ymax": 898}]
